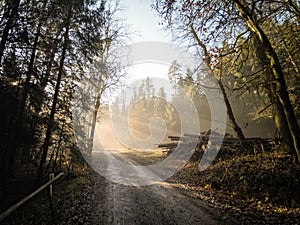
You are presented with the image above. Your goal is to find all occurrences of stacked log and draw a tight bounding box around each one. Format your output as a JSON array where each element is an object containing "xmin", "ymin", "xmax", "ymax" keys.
[{"xmin": 158, "ymin": 130, "xmax": 279, "ymax": 159}]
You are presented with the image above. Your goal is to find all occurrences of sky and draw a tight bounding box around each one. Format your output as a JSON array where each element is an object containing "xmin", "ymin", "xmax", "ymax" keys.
[
  {"xmin": 120, "ymin": 0, "xmax": 172, "ymax": 42},
  {"xmin": 118, "ymin": 0, "xmax": 173, "ymax": 82}
]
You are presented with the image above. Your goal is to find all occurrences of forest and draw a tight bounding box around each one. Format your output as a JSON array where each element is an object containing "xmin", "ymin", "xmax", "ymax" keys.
[
  {"xmin": 0, "ymin": 0, "xmax": 300, "ymax": 224},
  {"xmin": 0, "ymin": 0, "xmax": 129, "ymax": 179}
]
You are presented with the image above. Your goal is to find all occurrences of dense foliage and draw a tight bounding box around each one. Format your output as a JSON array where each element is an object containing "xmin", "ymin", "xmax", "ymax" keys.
[
  {"xmin": 154, "ymin": 0, "xmax": 300, "ymax": 162},
  {"xmin": 0, "ymin": 0, "xmax": 126, "ymax": 179}
]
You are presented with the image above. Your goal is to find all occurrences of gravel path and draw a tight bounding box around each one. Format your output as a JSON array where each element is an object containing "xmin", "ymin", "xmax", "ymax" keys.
[{"xmin": 69, "ymin": 149, "xmax": 226, "ymax": 225}]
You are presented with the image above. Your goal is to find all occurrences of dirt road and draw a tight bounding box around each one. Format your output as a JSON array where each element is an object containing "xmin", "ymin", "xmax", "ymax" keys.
[{"xmin": 81, "ymin": 149, "xmax": 225, "ymax": 225}]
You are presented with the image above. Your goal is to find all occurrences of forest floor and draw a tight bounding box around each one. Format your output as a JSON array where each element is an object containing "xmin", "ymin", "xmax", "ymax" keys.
[{"xmin": 1, "ymin": 148, "xmax": 300, "ymax": 225}]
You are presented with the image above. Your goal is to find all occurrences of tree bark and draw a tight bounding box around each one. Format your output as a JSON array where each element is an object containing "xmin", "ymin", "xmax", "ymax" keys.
[
  {"xmin": 37, "ymin": 5, "xmax": 72, "ymax": 179},
  {"xmin": 0, "ymin": 0, "xmax": 21, "ymax": 63},
  {"xmin": 190, "ymin": 24, "xmax": 245, "ymax": 139},
  {"xmin": 1, "ymin": 11, "xmax": 43, "ymax": 178},
  {"xmin": 252, "ymin": 34, "xmax": 294, "ymax": 153},
  {"xmin": 88, "ymin": 91, "xmax": 102, "ymax": 155},
  {"xmin": 233, "ymin": 0, "xmax": 300, "ymax": 162},
  {"xmin": 218, "ymin": 80, "xmax": 245, "ymax": 139}
]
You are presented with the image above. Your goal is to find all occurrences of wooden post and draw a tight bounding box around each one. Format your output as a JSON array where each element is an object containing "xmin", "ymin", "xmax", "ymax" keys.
[
  {"xmin": 0, "ymin": 172, "xmax": 64, "ymax": 223},
  {"xmin": 48, "ymin": 173, "xmax": 55, "ymax": 222},
  {"xmin": 49, "ymin": 173, "xmax": 54, "ymax": 197}
]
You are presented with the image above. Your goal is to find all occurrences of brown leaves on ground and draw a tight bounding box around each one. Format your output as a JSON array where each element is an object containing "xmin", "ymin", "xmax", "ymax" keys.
[{"xmin": 172, "ymin": 150, "xmax": 300, "ymax": 224}]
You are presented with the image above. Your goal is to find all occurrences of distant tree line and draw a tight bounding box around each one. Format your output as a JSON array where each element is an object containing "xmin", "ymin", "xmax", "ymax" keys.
[{"xmin": 111, "ymin": 74, "xmax": 211, "ymax": 139}]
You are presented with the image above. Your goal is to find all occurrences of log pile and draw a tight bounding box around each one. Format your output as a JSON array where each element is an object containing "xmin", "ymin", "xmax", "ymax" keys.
[{"xmin": 158, "ymin": 130, "xmax": 279, "ymax": 161}]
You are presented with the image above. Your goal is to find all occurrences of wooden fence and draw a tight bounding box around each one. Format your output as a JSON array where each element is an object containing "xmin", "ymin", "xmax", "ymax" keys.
[{"xmin": 0, "ymin": 172, "xmax": 64, "ymax": 223}]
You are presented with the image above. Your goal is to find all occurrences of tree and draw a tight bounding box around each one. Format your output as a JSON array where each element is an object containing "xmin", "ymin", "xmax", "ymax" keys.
[
  {"xmin": 37, "ymin": 1, "xmax": 73, "ymax": 179},
  {"xmin": 155, "ymin": 0, "xmax": 300, "ymax": 162},
  {"xmin": 0, "ymin": 0, "xmax": 128, "ymax": 178},
  {"xmin": 154, "ymin": 1, "xmax": 246, "ymax": 139},
  {"xmin": 86, "ymin": 1, "xmax": 128, "ymax": 155},
  {"xmin": 232, "ymin": 0, "xmax": 300, "ymax": 162},
  {"xmin": 0, "ymin": 0, "xmax": 21, "ymax": 63},
  {"xmin": 168, "ymin": 60, "xmax": 182, "ymax": 95}
]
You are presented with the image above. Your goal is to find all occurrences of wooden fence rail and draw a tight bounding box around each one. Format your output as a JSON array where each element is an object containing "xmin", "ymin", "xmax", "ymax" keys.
[{"xmin": 0, "ymin": 172, "xmax": 64, "ymax": 223}]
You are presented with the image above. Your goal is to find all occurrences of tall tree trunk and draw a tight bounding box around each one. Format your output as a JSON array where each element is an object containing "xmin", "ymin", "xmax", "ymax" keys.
[
  {"xmin": 31, "ymin": 28, "xmax": 61, "ymax": 141},
  {"xmin": 89, "ymin": 94, "xmax": 101, "ymax": 155},
  {"xmin": 218, "ymin": 80, "xmax": 245, "ymax": 139},
  {"xmin": 0, "ymin": 0, "xmax": 21, "ymax": 63},
  {"xmin": 29, "ymin": 14, "xmax": 61, "ymax": 162},
  {"xmin": 1, "ymin": 13, "xmax": 43, "ymax": 178},
  {"xmin": 17, "ymin": 17, "xmax": 42, "ymax": 122},
  {"xmin": 37, "ymin": 5, "xmax": 72, "ymax": 179},
  {"xmin": 233, "ymin": 0, "xmax": 300, "ymax": 162},
  {"xmin": 252, "ymin": 34, "xmax": 294, "ymax": 153},
  {"xmin": 273, "ymin": 98, "xmax": 294, "ymax": 152},
  {"xmin": 190, "ymin": 24, "xmax": 245, "ymax": 139}
]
